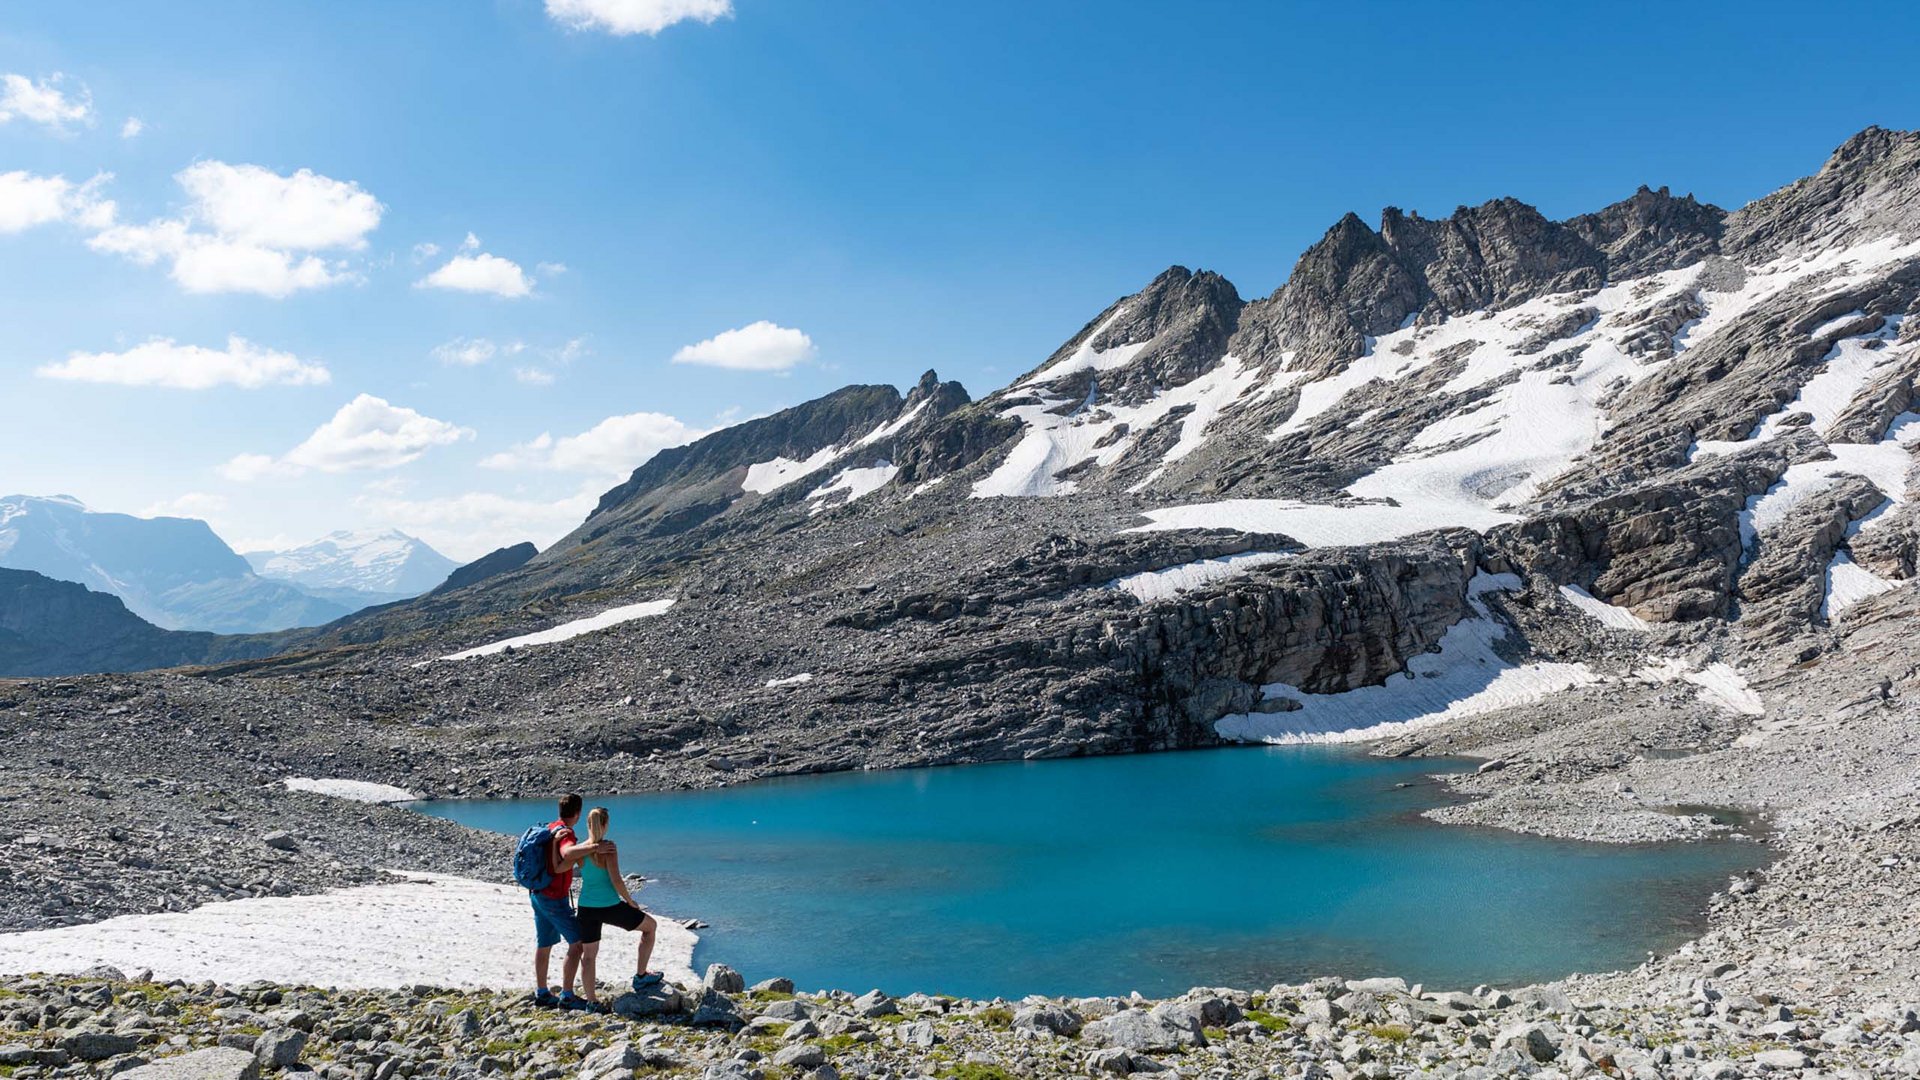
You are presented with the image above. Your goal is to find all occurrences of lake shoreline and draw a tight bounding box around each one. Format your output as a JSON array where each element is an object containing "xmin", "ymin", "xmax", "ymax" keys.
[{"xmin": 3, "ymin": 597, "xmax": 1918, "ymax": 1073}]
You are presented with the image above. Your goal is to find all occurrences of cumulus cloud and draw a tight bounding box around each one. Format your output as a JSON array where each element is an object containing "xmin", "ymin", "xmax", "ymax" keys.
[
  {"xmin": 119, "ymin": 117, "xmax": 144, "ymax": 139},
  {"xmin": 671, "ymin": 320, "xmax": 816, "ymax": 372},
  {"xmin": 0, "ymin": 73, "xmax": 93, "ymax": 132},
  {"xmin": 86, "ymin": 161, "xmax": 384, "ymax": 298},
  {"xmin": 545, "ymin": 0, "xmax": 732, "ymax": 36},
  {"xmin": 417, "ymin": 252, "xmax": 533, "ymax": 298},
  {"xmin": 222, "ymin": 394, "xmax": 473, "ymax": 479},
  {"xmin": 217, "ymin": 452, "xmax": 298, "ymax": 482},
  {"xmin": 0, "ymin": 171, "xmax": 114, "ymax": 234},
  {"xmin": 353, "ymin": 488, "xmax": 596, "ymax": 561},
  {"xmin": 481, "ymin": 410, "xmax": 707, "ymax": 475},
  {"xmin": 36, "ymin": 335, "xmax": 331, "ymax": 390}
]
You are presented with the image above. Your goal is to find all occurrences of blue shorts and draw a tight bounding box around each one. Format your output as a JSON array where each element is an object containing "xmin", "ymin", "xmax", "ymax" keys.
[{"xmin": 530, "ymin": 891, "xmax": 581, "ymax": 949}]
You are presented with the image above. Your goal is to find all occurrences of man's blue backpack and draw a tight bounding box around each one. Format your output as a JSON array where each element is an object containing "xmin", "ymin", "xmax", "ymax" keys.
[{"xmin": 512, "ymin": 824, "xmax": 556, "ymax": 892}]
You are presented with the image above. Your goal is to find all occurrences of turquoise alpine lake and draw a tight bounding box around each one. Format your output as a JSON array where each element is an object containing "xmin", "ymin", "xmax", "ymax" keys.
[{"xmin": 415, "ymin": 746, "xmax": 1765, "ymax": 1000}]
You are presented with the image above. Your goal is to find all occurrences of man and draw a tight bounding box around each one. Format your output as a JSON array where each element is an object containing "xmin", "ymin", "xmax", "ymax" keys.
[{"xmin": 531, "ymin": 792, "xmax": 615, "ymax": 1009}]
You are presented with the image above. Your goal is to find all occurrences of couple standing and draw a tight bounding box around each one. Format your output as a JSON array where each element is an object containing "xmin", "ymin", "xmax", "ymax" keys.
[{"xmin": 524, "ymin": 792, "xmax": 662, "ymax": 1011}]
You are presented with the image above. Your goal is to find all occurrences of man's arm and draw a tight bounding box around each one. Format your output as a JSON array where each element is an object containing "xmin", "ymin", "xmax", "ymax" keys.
[{"xmin": 556, "ymin": 835, "xmax": 615, "ymax": 870}]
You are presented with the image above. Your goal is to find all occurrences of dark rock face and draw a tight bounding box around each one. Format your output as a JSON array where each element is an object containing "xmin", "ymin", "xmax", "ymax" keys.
[
  {"xmin": 1493, "ymin": 451, "xmax": 1787, "ymax": 622},
  {"xmin": 432, "ymin": 542, "xmax": 538, "ymax": 595},
  {"xmin": 0, "ymin": 568, "xmax": 239, "ymax": 676}
]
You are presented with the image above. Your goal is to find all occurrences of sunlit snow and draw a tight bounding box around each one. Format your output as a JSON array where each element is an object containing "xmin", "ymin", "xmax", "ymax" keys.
[{"xmin": 429, "ymin": 598, "xmax": 675, "ymax": 662}]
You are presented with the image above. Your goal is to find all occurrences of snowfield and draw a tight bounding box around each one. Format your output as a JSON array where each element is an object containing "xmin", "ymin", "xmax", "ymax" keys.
[
  {"xmin": 283, "ymin": 778, "xmax": 419, "ymax": 804},
  {"xmin": 1109, "ymin": 552, "xmax": 1293, "ymax": 602},
  {"xmin": 1557, "ymin": 585, "xmax": 1652, "ymax": 631},
  {"xmin": 429, "ymin": 599, "xmax": 676, "ymax": 663},
  {"xmin": 0, "ymin": 872, "xmax": 697, "ymax": 990}
]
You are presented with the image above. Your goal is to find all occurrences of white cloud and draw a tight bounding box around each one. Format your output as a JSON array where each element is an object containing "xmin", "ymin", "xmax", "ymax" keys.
[
  {"xmin": 119, "ymin": 116, "xmax": 144, "ymax": 139},
  {"xmin": 545, "ymin": 0, "xmax": 732, "ymax": 36},
  {"xmin": 37, "ymin": 335, "xmax": 331, "ymax": 390},
  {"xmin": 86, "ymin": 161, "xmax": 384, "ymax": 297},
  {"xmin": 671, "ymin": 320, "xmax": 816, "ymax": 371},
  {"xmin": 218, "ymin": 452, "xmax": 297, "ymax": 482},
  {"xmin": 0, "ymin": 171, "xmax": 114, "ymax": 233},
  {"xmin": 224, "ymin": 395, "xmax": 473, "ymax": 480},
  {"xmin": 0, "ymin": 73, "xmax": 93, "ymax": 132},
  {"xmin": 411, "ymin": 241, "xmax": 440, "ymax": 262},
  {"xmin": 482, "ymin": 410, "xmax": 707, "ymax": 475},
  {"xmin": 354, "ymin": 489, "xmax": 596, "ymax": 561},
  {"xmin": 433, "ymin": 337, "xmax": 521, "ymax": 366},
  {"xmin": 139, "ymin": 492, "xmax": 228, "ymax": 520},
  {"xmin": 417, "ymin": 252, "xmax": 533, "ymax": 298},
  {"xmin": 514, "ymin": 367, "xmax": 557, "ymax": 386},
  {"xmin": 537, "ymin": 261, "xmax": 568, "ymax": 276}
]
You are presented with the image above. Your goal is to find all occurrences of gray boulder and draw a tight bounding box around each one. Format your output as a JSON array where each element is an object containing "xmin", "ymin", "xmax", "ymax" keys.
[
  {"xmin": 852, "ymin": 989, "xmax": 899, "ymax": 1018},
  {"xmin": 579, "ymin": 1042, "xmax": 686, "ymax": 1080},
  {"xmin": 61, "ymin": 1030, "xmax": 141, "ymax": 1062},
  {"xmin": 704, "ymin": 964, "xmax": 746, "ymax": 993},
  {"xmin": 261, "ymin": 831, "xmax": 298, "ymax": 852},
  {"xmin": 895, "ymin": 1020, "xmax": 939, "ymax": 1048},
  {"xmin": 1081, "ymin": 1008, "xmax": 1203, "ymax": 1052},
  {"xmin": 771, "ymin": 1044, "xmax": 825, "ymax": 1069},
  {"xmin": 119, "ymin": 1047, "xmax": 262, "ymax": 1080},
  {"xmin": 1012, "ymin": 1003, "xmax": 1083, "ymax": 1038},
  {"xmin": 690, "ymin": 988, "xmax": 744, "ymax": 1028},
  {"xmin": 1085, "ymin": 1048, "xmax": 1134, "ymax": 1075},
  {"xmin": 750, "ymin": 977, "xmax": 795, "ymax": 995},
  {"xmin": 612, "ymin": 987, "xmax": 684, "ymax": 1018},
  {"xmin": 755, "ymin": 998, "xmax": 814, "ymax": 1021},
  {"xmin": 253, "ymin": 1029, "xmax": 307, "ymax": 1069},
  {"xmin": 1494, "ymin": 1022, "xmax": 1560, "ymax": 1063}
]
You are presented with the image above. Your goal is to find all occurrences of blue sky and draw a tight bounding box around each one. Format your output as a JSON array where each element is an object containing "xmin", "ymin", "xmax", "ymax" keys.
[{"xmin": 3, "ymin": 0, "xmax": 1917, "ymax": 560}]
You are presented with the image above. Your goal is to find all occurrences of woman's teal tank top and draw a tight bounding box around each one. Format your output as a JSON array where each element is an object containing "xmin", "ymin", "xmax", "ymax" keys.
[{"xmin": 576, "ymin": 855, "xmax": 621, "ymax": 908}]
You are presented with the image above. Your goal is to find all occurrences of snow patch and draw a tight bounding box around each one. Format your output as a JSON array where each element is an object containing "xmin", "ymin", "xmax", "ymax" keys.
[
  {"xmin": 975, "ymin": 357, "xmax": 1264, "ymax": 499},
  {"xmin": 283, "ymin": 778, "xmax": 418, "ymax": 804},
  {"xmin": 765, "ymin": 673, "xmax": 815, "ymax": 688},
  {"xmin": 805, "ymin": 463, "xmax": 899, "ymax": 514},
  {"xmin": 1216, "ymin": 573, "xmax": 1602, "ymax": 743},
  {"xmin": 1109, "ymin": 552, "xmax": 1292, "ymax": 602},
  {"xmin": 1557, "ymin": 585, "xmax": 1651, "ymax": 631},
  {"xmin": 1636, "ymin": 659, "xmax": 1765, "ymax": 716},
  {"xmin": 1128, "ymin": 498, "xmax": 1515, "ymax": 549},
  {"xmin": 429, "ymin": 599, "xmax": 675, "ymax": 663},
  {"xmin": 0, "ymin": 872, "xmax": 697, "ymax": 990},
  {"xmin": 742, "ymin": 446, "xmax": 842, "ymax": 494},
  {"xmin": 1823, "ymin": 551, "xmax": 1898, "ymax": 619}
]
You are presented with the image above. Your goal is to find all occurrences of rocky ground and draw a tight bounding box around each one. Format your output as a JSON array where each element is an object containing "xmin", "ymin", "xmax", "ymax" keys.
[{"xmin": 3, "ymin": 956, "xmax": 1917, "ymax": 1080}]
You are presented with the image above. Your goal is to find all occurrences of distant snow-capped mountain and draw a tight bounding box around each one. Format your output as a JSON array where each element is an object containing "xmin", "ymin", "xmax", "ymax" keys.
[
  {"xmin": 244, "ymin": 530, "xmax": 458, "ymax": 599},
  {"xmin": 0, "ymin": 494, "xmax": 354, "ymax": 633}
]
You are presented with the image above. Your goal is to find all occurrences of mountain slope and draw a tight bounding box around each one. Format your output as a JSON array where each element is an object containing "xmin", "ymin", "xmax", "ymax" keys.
[
  {"xmin": 0, "ymin": 496, "xmax": 353, "ymax": 634},
  {"xmin": 14, "ymin": 130, "xmax": 1920, "ymax": 778}
]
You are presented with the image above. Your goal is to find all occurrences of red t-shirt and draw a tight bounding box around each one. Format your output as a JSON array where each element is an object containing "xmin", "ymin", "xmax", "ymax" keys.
[{"xmin": 538, "ymin": 820, "xmax": 576, "ymax": 900}]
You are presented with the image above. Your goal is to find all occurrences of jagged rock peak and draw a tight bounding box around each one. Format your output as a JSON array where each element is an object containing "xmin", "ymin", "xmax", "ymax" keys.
[
  {"xmin": 1725, "ymin": 125, "xmax": 1920, "ymax": 258},
  {"xmin": 1566, "ymin": 185, "xmax": 1727, "ymax": 278}
]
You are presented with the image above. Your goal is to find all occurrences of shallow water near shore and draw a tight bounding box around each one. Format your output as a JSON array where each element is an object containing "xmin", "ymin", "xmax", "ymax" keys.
[{"xmin": 416, "ymin": 746, "xmax": 1765, "ymax": 1000}]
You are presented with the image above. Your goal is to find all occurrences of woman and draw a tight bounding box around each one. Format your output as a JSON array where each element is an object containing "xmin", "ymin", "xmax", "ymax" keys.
[{"xmin": 574, "ymin": 806, "xmax": 663, "ymax": 1008}]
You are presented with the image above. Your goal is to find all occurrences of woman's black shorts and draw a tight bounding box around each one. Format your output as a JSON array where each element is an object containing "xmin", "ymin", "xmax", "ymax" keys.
[{"xmin": 577, "ymin": 902, "xmax": 649, "ymax": 944}]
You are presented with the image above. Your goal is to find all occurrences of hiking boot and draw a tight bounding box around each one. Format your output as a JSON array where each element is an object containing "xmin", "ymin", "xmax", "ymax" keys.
[
  {"xmin": 632, "ymin": 972, "xmax": 663, "ymax": 992},
  {"xmin": 558, "ymin": 991, "xmax": 594, "ymax": 1011},
  {"xmin": 532, "ymin": 988, "xmax": 560, "ymax": 1009}
]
